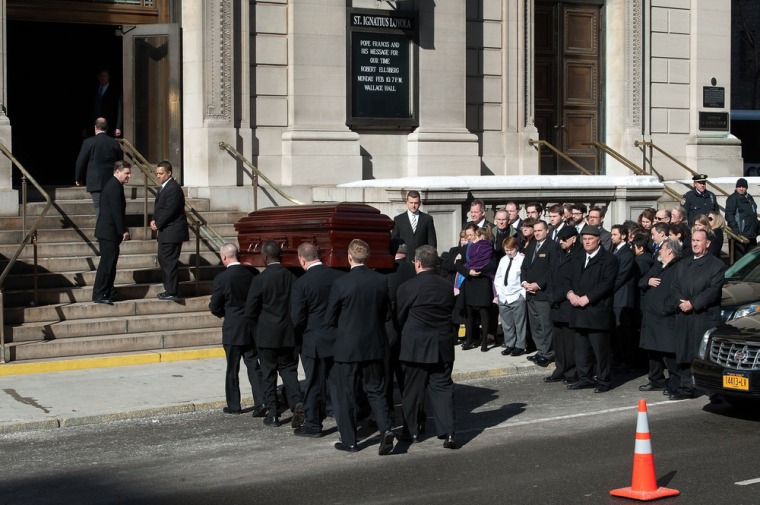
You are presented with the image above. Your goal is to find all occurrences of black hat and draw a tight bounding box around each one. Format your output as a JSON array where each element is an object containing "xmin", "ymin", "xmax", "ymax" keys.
[
  {"xmin": 557, "ymin": 226, "xmax": 577, "ymax": 241},
  {"xmin": 579, "ymin": 224, "xmax": 600, "ymax": 237},
  {"xmin": 737, "ymin": 178, "xmax": 749, "ymax": 188},
  {"xmin": 692, "ymin": 174, "xmax": 708, "ymax": 182}
]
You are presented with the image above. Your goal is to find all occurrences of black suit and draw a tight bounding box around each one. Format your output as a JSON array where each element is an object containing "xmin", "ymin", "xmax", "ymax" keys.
[
  {"xmin": 246, "ymin": 262, "xmax": 302, "ymax": 416},
  {"xmin": 91, "ymin": 84, "xmax": 122, "ymax": 137},
  {"xmin": 92, "ymin": 175, "xmax": 127, "ymax": 301},
  {"xmin": 397, "ymin": 270, "xmax": 456, "ymax": 438},
  {"xmin": 548, "ymin": 241, "xmax": 583, "ymax": 381},
  {"xmin": 521, "ymin": 239, "xmax": 560, "ymax": 359},
  {"xmin": 290, "ymin": 263, "xmax": 345, "ymax": 432},
  {"xmin": 391, "ymin": 211, "xmax": 437, "ymax": 261},
  {"xmin": 612, "ymin": 244, "xmax": 637, "ymax": 367},
  {"xmin": 209, "ymin": 263, "xmax": 264, "ymax": 412},
  {"xmin": 74, "ymin": 132, "xmax": 122, "ymax": 218},
  {"xmin": 570, "ymin": 247, "xmax": 619, "ymax": 388},
  {"xmin": 153, "ymin": 178, "xmax": 189, "ymax": 296},
  {"xmin": 384, "ymin": 259, "xmax": 416, "ymax": 414},
  {"xmin": 326, "ymin": 265, "xmax": 392, "ymax": 447}
]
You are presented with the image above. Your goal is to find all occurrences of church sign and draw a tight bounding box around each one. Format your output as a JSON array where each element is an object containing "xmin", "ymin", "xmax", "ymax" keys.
[{"xmin": 347, "ymin": 10, "xmax": 417, "ymax": 128}]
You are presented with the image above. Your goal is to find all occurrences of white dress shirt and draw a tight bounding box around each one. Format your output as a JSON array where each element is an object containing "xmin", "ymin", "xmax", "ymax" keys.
[{"xmin": 494, "ymin": 253, "xmax": 526, "ymax": 304}]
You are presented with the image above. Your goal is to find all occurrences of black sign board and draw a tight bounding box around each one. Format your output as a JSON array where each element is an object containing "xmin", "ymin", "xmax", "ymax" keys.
[
  {"xmin": 347, "ymin": 10, "xmax": 417, "ymax": 128},
  {"xmin": 703, "ymin": 86, "xmax": 725, "ymax": 108},
  {"xmin": 699, "ymin": 111, "xmax": 729, "ymax": 131}
]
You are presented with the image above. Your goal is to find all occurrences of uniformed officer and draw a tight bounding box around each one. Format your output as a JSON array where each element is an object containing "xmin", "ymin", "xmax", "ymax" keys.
[{"xmin": 682, "ymin": 174, "xmax": 718, "ymax": 226}]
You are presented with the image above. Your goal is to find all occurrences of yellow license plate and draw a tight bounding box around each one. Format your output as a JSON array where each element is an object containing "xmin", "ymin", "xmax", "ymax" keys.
[{"xmin": 723, "ymin": 372, "xmax": 750, "ymax": 391}]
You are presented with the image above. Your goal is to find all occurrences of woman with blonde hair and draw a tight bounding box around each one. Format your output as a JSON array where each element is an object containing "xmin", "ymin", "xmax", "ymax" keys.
[{"xmin": 692, "ymin": 214, "xmax": 723, "ymax": 258}]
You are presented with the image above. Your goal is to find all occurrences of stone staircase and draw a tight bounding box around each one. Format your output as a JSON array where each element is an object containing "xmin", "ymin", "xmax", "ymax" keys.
[{"xmin": 0, "ymin": 180, "xmax": 248, "ymax": 363}]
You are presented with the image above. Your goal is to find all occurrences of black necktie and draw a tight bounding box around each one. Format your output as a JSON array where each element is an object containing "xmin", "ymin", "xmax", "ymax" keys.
[{"xmin": 503, "ymin": 257, "xmax": 513, "ymax": 285}]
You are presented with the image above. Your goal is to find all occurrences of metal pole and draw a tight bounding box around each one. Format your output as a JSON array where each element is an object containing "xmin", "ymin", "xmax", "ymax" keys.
[
  {"xmin": 253, "ymin": 172, "xmax": 258, "ymax": 211},
  {"xmin": 195, "ymin": 222, "xmax": 201, "ymax": 295},
  {"xmin": 0, "ymin": 290, "xmax": 5, "ymax": 364},
  {"xmin": 144, "ymin": 174, "xmax": 149, "ymax": 237},
  {"xmin": 33, "ymin": 231, "xmax": 38, "ymax": 306}
]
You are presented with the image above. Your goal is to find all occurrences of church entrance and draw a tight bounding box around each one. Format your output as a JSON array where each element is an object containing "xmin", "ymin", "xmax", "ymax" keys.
[{"xmin": 534, "ymin": 0, "xmax": 604, "ymax": 175}]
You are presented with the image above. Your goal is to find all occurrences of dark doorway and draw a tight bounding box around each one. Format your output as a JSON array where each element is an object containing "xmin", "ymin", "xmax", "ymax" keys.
[
  {"xmin": 7, "ymin": 21, "xmax": 122, "ymax": 186},
  {"xmin": 534, "ymin": 1, "xmax": 603, "ymax": 175}
]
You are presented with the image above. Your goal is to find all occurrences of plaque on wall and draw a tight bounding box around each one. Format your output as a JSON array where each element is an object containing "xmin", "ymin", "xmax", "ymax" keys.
[
  {"xmin": 699, "ymin": 111, "xmax": 729, "ymax": 131},
  {"xmin": 703, "ymin": 87, "xmax": 725, "ymax": 108},
  {"xmin": 347, "ymin": 10, "xmax": 417, "ymax": 128}
]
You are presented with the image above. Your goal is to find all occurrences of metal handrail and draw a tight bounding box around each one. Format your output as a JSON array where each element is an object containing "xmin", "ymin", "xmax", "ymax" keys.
[
  {"xmin": 0, "ymin": 142, "xmax": 53, "ymax": 364},
  {"xmin": 118, "ymin": 139, "xmax": 226, "ymax": 293},
  {"xmin": 218, "ymin": 142, "xmax": 305, "ymax": 207},
  {"xmin": 528, "ymin": 139, "xmax": 594, "ymax": 176}
]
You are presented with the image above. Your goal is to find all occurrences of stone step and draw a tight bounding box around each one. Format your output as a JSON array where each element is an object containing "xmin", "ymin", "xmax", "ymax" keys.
[
  {"xmin": 0, "ymin": 223, "xmax": 239, "ymax": 244},
  {"xmin": 1, "ymin": 264, "xmax": 224, "ymax": 290},
  {"xmin": 0, "ymin": 239, "xmax": 163, "ymax": 258},
  {"xmin": 2, "ymin": 280, "xmax": 214, "ymax": 307},
  {"xmin": 20, "ymin": 198, "xmax": 211, "ymax": 216},
  {"xmin": 0, "ymin": 210, "xmax": 247, "ymax": 231},
  {"xmin": 0, "ymin": 251, "xmax": 222, "ymax": 274},
  {"xmin": 4, "ymin": 327, "xmax": 222, "ymax": 362},
  {"xmin": 4, "ymin": 295, "xmax": 214, "ymax": 325},
  {"xmin": 5, "ymin": 310, "xmax": 221, "ymax": 342}
]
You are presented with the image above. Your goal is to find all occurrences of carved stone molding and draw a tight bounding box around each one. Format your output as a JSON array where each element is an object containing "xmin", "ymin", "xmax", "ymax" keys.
[
  {"xmin": 626, "ymin": 0, "xmax": 642, "ymax": 130},
  {"xmin": 204, "ymin": 0, "xmax": 232, "ymax": 124}
]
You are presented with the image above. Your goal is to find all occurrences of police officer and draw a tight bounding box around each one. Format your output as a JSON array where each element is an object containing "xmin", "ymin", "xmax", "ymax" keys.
[{"xmin": 682, "ymin": 174, "xmax": 718, "ymax": 226}]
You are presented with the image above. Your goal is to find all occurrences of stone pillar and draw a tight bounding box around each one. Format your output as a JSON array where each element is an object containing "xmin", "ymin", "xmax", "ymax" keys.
[
  {"xmin": 407, "ymin": 0, "xmax": 479, "ymax": 177},
  {"xmin": 0, "ymin": 0, "xmax": 18, "ymax": 215},
  {"xmin": 686, "ymin": 0, "xmax": 742, "ymax": 177},
  {"xmin": 280, "ymin": 0, "xmax": 362, "ymax": 186}
]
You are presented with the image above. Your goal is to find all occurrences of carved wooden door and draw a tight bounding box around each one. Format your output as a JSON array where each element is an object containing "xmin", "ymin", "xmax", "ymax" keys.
[{"xmin": 535, "ymin": 2, "xmax": 602, "ymax": 175}]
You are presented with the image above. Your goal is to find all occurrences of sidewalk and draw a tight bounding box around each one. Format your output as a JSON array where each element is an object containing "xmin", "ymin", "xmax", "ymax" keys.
[{"xmin": 0, "ymin": 345, "xmax": 545, "ymax": 434}]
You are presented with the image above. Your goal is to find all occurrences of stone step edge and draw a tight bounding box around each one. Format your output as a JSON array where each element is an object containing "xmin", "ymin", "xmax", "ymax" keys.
[{"xmin": 0, "ymin": 346, "xmax": 225, "ymax": 377}]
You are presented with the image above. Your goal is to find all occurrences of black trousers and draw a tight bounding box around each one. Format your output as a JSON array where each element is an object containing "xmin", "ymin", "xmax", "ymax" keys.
[
  {"xmin": 158, "ymin": 241, "xmax": 182, "ymax": 295},
  {"xmin": 574, "ymin": 329, "xmax": 612, "ymax": 387},
  {"xmin": 401, "ymin": 360, "xmax": 455, "ymax": 437},
  {"xmin": 258, "ymin": 347, "xmax": 302, "ymax": 415},
  {"xmin": 93, "ymin": 238, "xmax": 120, "ymax": 300},
  {"xmin": 334, "ymin": 360, "xmax": 390, "ymax": 447},
  {"xmin": 646, "ymin": 350, "xmax": 679, "ymax": 391},
  {"xmin": 301, "ymin": 354, "xmax": 336, "ymax": 431},
  {"xmin": 464, "ymin": 305, "xmax": 491, "ymax": 349},
  {"xmin": 384, "ymin": 339, "xmax": 404, "ymax": 415},
  {"xmin": 223, "ymin": 343, "xmax": 264, "ymax": 411},
  {"xmin": 551, "ymin": 322, "xmax": 576, "ymax": 381}
]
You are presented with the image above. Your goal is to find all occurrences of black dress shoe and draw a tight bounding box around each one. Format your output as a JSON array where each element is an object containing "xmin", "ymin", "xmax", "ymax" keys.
[
  {"xmin": 567, "ymin": 381, "xmax": 594, "ymax": 390},
  {"xmin": 638, "ymin": 383, "xmax": 664, "ymax": 392},
  {"xmin": 251, "ymin": 405, "xmax": 268, "ymax": 418},
  {"xmin": 480, "ymin": 346, "xmax": 489, "ymax": 352},
  {"xmin": 222, "ymin": 407, "xmax": 242, "ymax": 415},
  {"xmin": 668, "ymin": 391, "xmax": 695, "ymax": 401},
  {"xmin": 502, "ymin": 346, "xmax": 514, "ymax": 353},
  {"xmin": 501, "ymin": 348, "xmax": 512, "ymax": 356},
  {"xmin": 293, "ymin": 427, "xmax": 322, "ymax": 438},
  {"xmin": 543, "ymin": 375, "xmax": 562, "ymax": 383},
  {"xmin": 594, "ymin": 385, "xmax": 611, "ymax": 393},
  {"xmin": 526, "ymin": 354, "xmax": 538, "ymax": 362},
  {"xmin": 534, "ymin": 356, "xmax": 551, "ymax": 367},
  {"xmin": 461, "ymin": 342, "xmax": 475, "ymax": 351},
  {"xmin": 263, "ymin": 416, "xmax": 281, "ymax": 427},
  {"xmin": 291, "ymin": 402, "xmax": 305, "ymax": 429},
  {"xmin": 93, "ymin": 298, "xmax": 113, "ymax": 305},
  {"xmin": 158, "ymin": 292, "xmax": 183, "ymax": 301},
  {"xmin": 511, "ymin": 348, "xmax": 525, "ymax": 357},
  {"xmin": 443, "ymin": 434, "xmax": 457, "ymax": 449},
  {"xmin": 334, "ymin": 442, "xmax": 358, "ymax": 453},
  {"xmin": 397, "ymin": 431, "xmax": 419, "ymax": 443},
  {"xmin": 378, "ymin": 430, "xmax": 395, "ymax": 455}
]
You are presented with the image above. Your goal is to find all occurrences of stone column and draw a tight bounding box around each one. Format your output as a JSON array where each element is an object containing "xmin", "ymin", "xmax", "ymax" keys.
[
  {"xmin": 407, "ymin": 0, "xmax": 479, "ymax": 176},
  {"xmin": 280, "ymin": 0, "xmax": 362, "ymax": 186},
  {"xmin": 0, "ymin": 0, "xmax": 18, "ymax": 215}
]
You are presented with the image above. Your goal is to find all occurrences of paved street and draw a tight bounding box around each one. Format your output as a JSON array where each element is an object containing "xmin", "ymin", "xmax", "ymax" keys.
[{"xmin": 1, "ymin": 371, "xmax": 758, "ymax": 505}]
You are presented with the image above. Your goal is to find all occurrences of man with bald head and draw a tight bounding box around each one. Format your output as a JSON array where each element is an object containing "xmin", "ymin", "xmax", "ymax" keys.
[
  {"xmin": 290, "ymin": 242, "xmax": 345, "ymax": 437},
  {"xmin": 209, "ymin": 243, "xmax": 266, "ymax": 416}
]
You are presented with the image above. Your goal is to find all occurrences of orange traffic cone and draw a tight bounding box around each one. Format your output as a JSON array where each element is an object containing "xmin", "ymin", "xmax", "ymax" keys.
[{"xmin": 610, "ymin": 399, "xmax": 680, "ymax": 501}]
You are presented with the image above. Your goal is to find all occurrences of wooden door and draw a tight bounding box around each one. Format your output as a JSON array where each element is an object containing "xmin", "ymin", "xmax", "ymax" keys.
[{"xmin": 535, "ymin": 2, "xmax": 602, "ymax": 175}]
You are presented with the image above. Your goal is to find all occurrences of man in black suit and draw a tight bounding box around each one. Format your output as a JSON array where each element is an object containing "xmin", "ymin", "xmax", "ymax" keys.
[
  {"xmin": 90, "ymin": 68, "xmax": 122, "ymax": 138},
  {"xmin": 397, "ymin": 245, "xmax": 458, "ymax": 449},
  {"xmin": 326, "ymin": 239, "xmax": 394, "ymax": 455},
  {"xmin": 610, "ymin": 225, "xmax": 638, "ymax": 372},
  {"xmin": 92, "ymin": 161, "xmax": 131, "ymax": 304},
  {"xmin": 246, "ymin": 240, "xmax": 304, "ymax": 427},
  {"xmin": 467, "ymin": 199, "xmax": 492, "ymax": 229},
  {"xmin": 290, "ymin": 242, "xmax": 345, "ymax": 437},
  {"xmin": 566, "ymin": 225, "xmax": 619, "ymax": 393},
  {"xmin": 75, "ymin": 117, "xmax": 122, "ymax": 219},
  {"xmin": 492, "ymin": 209, "xmax": 516, "ymax": 259},
  {"xmin": 521, "ymin": 220, "xmax": 560, "ymax": 367},
  {"xmin": 209, "ymin": 243, "xmax": 266, "ymax": 417},
  {"xmin": 150, "ymin": 161, "xmax": 189, "ymax": 301},
  {"xmin": 391, "ymin": 190, "xmax": 437, "ymax": 261}
]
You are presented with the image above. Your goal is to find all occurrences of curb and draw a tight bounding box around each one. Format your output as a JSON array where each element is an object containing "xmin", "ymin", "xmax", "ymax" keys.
[
  {"xmin": 0, "ymin": 364, "xmax": 545, "ymax": 434},
  {"xmin": 0, "ymin": 348, "xmax": 226, "ymax": 377}
]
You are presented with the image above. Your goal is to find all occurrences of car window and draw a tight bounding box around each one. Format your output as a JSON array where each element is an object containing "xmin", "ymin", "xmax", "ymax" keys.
[{"xmin": 725, "ymin": 248, "xmax": 760, "ymax": 282}]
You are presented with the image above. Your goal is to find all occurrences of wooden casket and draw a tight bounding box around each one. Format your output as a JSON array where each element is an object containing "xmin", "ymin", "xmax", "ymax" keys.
[{"xmin": 235, "ymin": 202, "xmax": 395, "ymax": 269}]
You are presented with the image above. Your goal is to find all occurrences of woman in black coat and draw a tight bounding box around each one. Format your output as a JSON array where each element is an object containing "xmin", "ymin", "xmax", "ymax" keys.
[{"xmin": 638, "ymin": 239, "xmax": 681, "ymax": 393}]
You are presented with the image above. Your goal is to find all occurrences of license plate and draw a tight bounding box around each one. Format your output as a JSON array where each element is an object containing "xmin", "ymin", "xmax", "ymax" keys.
[{"xmin": 723, "ymin": 371, "xmax": 750, "ymax": 391}]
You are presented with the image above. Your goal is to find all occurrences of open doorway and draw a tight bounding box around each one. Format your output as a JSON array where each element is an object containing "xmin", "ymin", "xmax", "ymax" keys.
[{"xmin": 7, "ymin": 21, "xmax": 123, "ymax": 186}]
